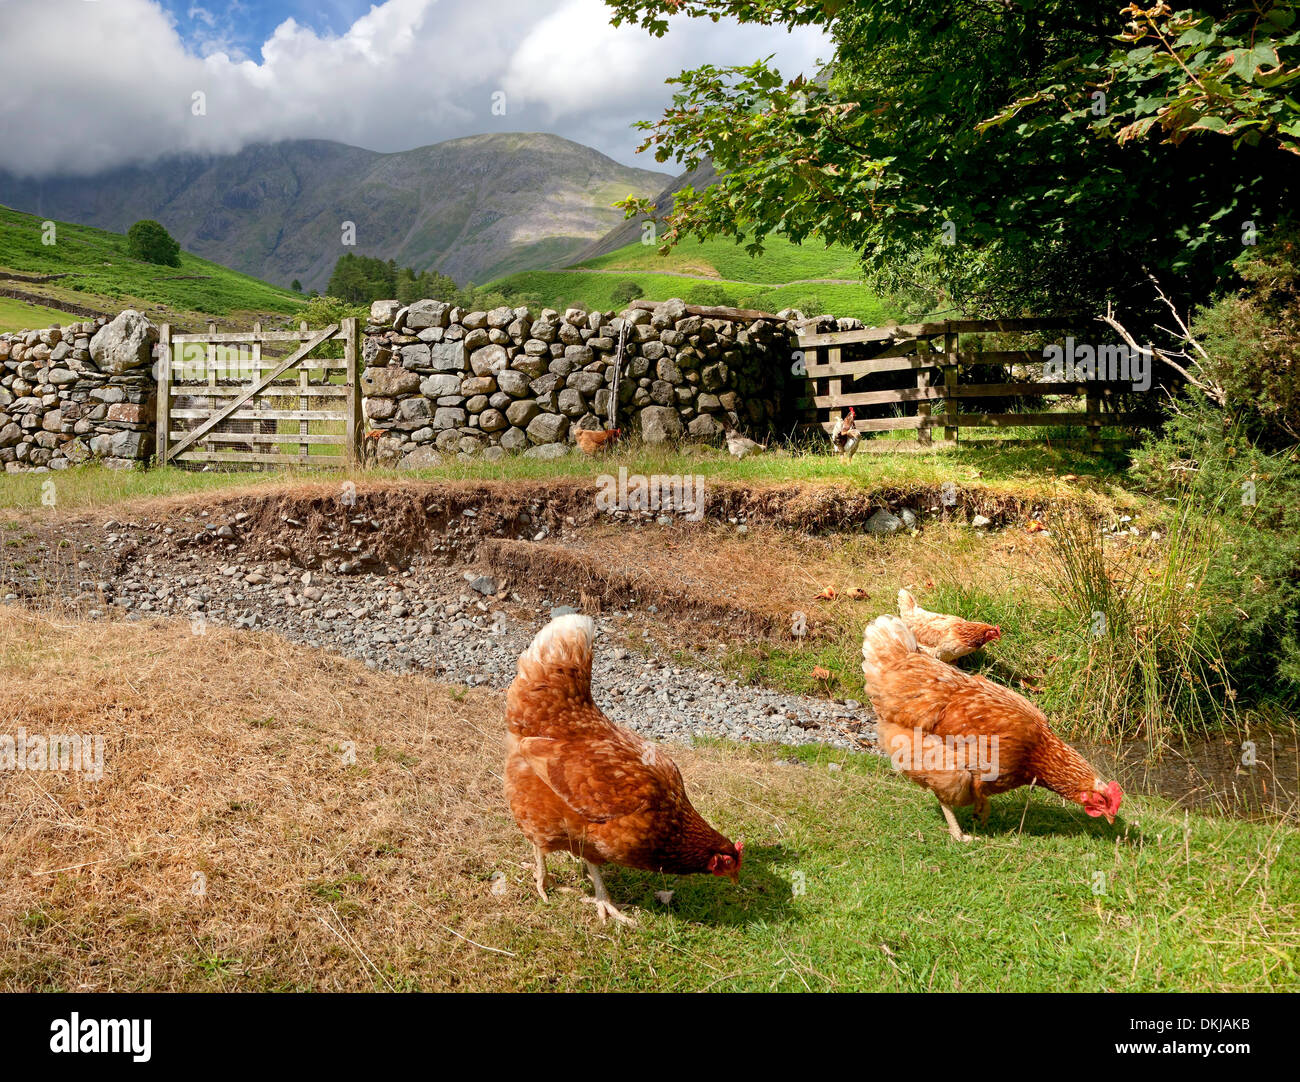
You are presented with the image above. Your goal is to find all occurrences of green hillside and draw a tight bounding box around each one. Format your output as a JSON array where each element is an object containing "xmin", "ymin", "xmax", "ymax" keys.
[
  {"xmin": 0, "ymin": 204, "xmax": 306, "ymax": 332},
  {"xmin": 487, "ymin": 235, "xmax": 895, "ymax": 322}
]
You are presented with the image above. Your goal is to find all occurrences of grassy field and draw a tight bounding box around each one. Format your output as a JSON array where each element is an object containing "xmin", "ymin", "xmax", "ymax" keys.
[
  {"xmin": 0, "ymin": 443, "xmax": 1138, "ymax": 513},
  {"xmin": 488, "ymin": 236, "xmax": 895, "ymax": 322},
  {"xmin": 0, "ymin": 204, "xmax": 306, "ymax": 332},
  {"xmin": 0, "ymin": 605, "xmax": 1292, "ymax": 992},
  {"xmin": 0, "ymin": 295, "xmax": 85, "ymax": 331}
]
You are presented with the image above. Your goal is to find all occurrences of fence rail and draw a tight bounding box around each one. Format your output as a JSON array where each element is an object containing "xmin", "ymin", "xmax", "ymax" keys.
[{"xmin": 797, "ymin": 318, "xmax": 1159, "ymax": 451}]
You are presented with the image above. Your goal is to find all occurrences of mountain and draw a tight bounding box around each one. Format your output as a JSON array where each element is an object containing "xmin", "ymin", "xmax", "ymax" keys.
[
  {"xmin": 0, "ymin": 134, "xmax": 670, "ymax": 293},
  {"xmin": 573, "ymin": 159, "xmax": 719, "ymax": 263}
]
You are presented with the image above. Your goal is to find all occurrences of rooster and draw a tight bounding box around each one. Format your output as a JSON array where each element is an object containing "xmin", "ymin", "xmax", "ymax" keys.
[
  {"xmin": 898, "ymin": 588, "xmax": 1002, "ymax": 663},
  {"xmin": 722, "ymin": 425, "xmax": 764, "ymax": 460},
  {"xmin": 575, "ymin": 427, "xmax": 621, "ymax": 455},
  {"xmin": 861, "ymin": 615, "xmax": 1123, "ymax": 842},
  {"xmin": 830, "ymin": 407, "xmax": 861, "ymax": 462},
  {"xmin": 504, "ymin": 614, "xmax": 742, "ymax": 925}
]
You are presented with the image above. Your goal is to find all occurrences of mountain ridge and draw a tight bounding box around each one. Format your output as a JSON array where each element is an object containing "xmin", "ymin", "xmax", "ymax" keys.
[{"xmin": 0, "ymin": 134, "xmax": 670, "ymax": 292}]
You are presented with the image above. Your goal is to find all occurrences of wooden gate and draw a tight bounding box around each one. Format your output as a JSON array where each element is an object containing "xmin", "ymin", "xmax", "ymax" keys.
[
  {"xmin": 798, "ymin": 318, "xmax": 1160, "ymax": 452},
  {"xmin": 155, "ymin": 318, "xmax": 362, "ymax": 469}
]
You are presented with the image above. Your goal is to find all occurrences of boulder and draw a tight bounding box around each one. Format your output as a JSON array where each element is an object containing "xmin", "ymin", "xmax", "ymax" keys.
[
  {"xmin": 89, "ymin": 310, "xmax": 157, "ymax": 376},
  {"xmin": 523, "ymin": 442, "xmax": 569, "ymax": 460},
  {"xmin": 405, "ymin": 299, "xmax": 451, "ymax": 330},
  {"xmin": 478, "ymin": 408, "xmax": 508, "ymax": 433},
  {"xmin": 428, "ymin": 341, "xmax": 467, "ymax": 372},
  {"xmin": 639, "ymin": 405, "xmax": 684, "ymax": 444},
  {"xmin": 470, "ymin": 344, "xmax": 509, "ymax": 377},
  {"xmin": 432, "ymin": 407, "xmax": 467, "ymax": 430},
  {"xmin": 362, "ymin": 366, "xmax": 421, "ymax": 396},
  {"xmin": 866, "ymin": 510, "xmax": 903, "ymax": 534},
  {"xmin": 500, "ymin": 426, "xmax": 529, "ymax": 452},
  {"xmin": 399, "ymin": 445, "xmax": 444, "ymax": 470},
  {"xmin": 505, "ymin": 399, "xmax": 539, "ymax": 428},
  {"xmin": 526, "ymin": 413, "xmax": 569, "ymax": 445},
  {"xmin": 495, "ymin": 369, "xmax": 531, "ymax": 397},
  {"xmin": 420, "ymin": 374, "xmax": 461, "ymax": 397},
  {"xmin": 369, "ymin": 300, "xmax": 401, "ymax": 324}
]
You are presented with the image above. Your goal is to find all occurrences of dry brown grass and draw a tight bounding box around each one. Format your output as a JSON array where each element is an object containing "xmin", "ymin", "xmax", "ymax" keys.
[
  {"xmin": 0, "ymin": 605, "xmax": 800, "ymax": 991},
  {"xmin": 484, "ymin": 519, "xmax": 1062, "ymax": 643}
]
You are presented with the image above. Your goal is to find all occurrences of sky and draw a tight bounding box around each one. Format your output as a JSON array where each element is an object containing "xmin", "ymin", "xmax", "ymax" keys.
[{"xmin": 0, "ymin": 0, "xmax": 829, "ymax": 178}]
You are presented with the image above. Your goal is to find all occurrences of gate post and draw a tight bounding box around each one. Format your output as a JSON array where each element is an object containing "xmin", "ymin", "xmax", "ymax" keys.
[
  {"xmin": 155, "ymin": 323, "xmax": 171, "ymax": 467},
  {"xmin": 343, "ymin": 316, "xmax": 363, "ymax": 467}
]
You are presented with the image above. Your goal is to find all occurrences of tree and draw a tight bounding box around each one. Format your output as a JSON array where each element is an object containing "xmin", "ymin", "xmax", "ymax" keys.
[
  {"xmin": 290, "ymin": 279, "xmax": 303, "ymax": 292},
  {"xmin": 606, "ymin": 1, "xmax": 1300, "ymax": 323},
  {"xmin": 610, "ymin": 279, "xmax": 645, "ymax": 305},
  {"xmin": 126, "ymin": 219, "xmax": 181, "ymax": 267},
  {"xmin": 686, "ymin": 282, "xmax": 739, "ymax": 307},
  {"xmin": 789, "ymin": 294, "xmax": 827, "ymax": 317}
]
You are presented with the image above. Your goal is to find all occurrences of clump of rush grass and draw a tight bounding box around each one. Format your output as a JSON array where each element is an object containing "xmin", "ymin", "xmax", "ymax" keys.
[{"xmin": 1042, "ymin": 500, "xmax": 1236, "ymax": 747}]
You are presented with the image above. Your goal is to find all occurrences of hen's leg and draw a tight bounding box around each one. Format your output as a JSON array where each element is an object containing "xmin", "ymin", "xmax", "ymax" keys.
[
  {"xmin": 581, "ymin": 860, "xmax": 636, "ymax": 926},
  {"xmin": 974, "ymin": 795, "xmax": 991, "ymax": 829},
  {"xmin": 531, "ymin": 842, "xmax": 551, "ymax": 900},
  {"xmin": 939, "ymin": 800, "xmax": 974, "ymax": 843}
]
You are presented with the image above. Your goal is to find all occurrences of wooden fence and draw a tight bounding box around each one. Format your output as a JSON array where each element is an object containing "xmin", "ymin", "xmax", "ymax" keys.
[
  {"xmin": 156, "ymin": 318, "xmax": 362, "ymax": 469},
  {"xmin": 797, "ymin": 318, "xmax": 1159, "ymax": 451}
]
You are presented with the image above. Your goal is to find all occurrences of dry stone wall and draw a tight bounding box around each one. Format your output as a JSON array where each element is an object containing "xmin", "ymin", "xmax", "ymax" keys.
[
  {"xmin": 0, "ymin": 297, "xmax": 825, "ymax": 472},
  {"xmin": 360, "ymin": 297, "xmax": 798, "ymax": 467},
  {"xmin": 0, "ymin": 310, "xmax": 157, "ymax": 472}
]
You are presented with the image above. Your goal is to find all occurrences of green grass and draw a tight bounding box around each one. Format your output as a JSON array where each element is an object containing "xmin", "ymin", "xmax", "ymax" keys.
[
  {"xmin": 488, "ymin": 236, "xmax": 894, "ymax": 323},
  {"xmin": 500, "ymin": 747, "xmax": 1297, "ymax": 991},
  {"xmin": 0, "ymin": 295, "xmax": 87, "ymax": 334},
  {"xmin": 574, "ymin": 234, "xmax": 865, "ymax": 283},
  {"xmin": 0, "ymin": 445, "xmax": 1135, "ymax": 513},
  {"xmin": 0, "ymin": 204, "xmax": 306, "ymax": 329}
]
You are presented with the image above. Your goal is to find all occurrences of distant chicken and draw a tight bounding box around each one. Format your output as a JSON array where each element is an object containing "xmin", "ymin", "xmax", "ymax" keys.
[
  {"xmin": 830, "ymin": 407, "xmax": 861, "ymax": 462},
  {"xmin": 861, "ymin": 615, "xmax": 1123, "ymax": 842},
  {"xmin": 898, "ymin": 588, "xmax": 1001, "ymax": 663},
  {"xmin": 723, "ymin": 425, "xmax": 765, "ymax": 460},
  {"xmin": 504, "ymin": 614, "xmax": 742, "ymax": 925},
  {"xmin": 575, "ymin": 427, "xmax": 621, "ymax": 455}
]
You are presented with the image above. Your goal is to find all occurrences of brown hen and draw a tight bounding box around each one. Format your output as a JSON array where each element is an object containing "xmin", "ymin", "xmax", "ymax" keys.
[
  {"xmin": 504, "ymin": 614, "xmax": 741, "ymax": 924},
  {"xmin": 861, "ymin": 615, "xmax": 1123, "ymax": 842},
  {"xmin": 575, "ymin": 427, "xmax": 620, "ymax": 455},
  {"xmin": 898, "ymin": 588, "xmax": 1001, "ymax": 663}
]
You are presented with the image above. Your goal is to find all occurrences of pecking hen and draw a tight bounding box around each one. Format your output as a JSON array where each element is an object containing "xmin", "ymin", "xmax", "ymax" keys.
[
  {"xmin": 722, "ymin": 425, "xmax": 765, "ymax": 460},
  {"xmin": 575, "ymin": 427, "xmax": 621, "ymax": 455},
  {"xmin": 861, "ymin": 615, "xmax": 1123, "ymax": 842},
  {"xmin": 898, "ymin": 588, "xmax": 1001, "ymax": 663},
  {"xmin": 504, "ymin": 614, "xmax": 742, "ymax": 924}
]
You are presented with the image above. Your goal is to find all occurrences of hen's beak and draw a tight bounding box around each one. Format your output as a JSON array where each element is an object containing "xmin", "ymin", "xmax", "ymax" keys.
[
  {"xmin": 728, "ymin": 869, "xmax": 740, "ymax": 884},
  {"xmin": 1103, "ymin": 812, "xmax": 1115, "ymax": 825}
]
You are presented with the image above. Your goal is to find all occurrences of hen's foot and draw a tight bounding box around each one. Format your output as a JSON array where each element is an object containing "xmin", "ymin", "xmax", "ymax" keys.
[
  {"xmin": 940, "ymin": 802, "xmax": 978, "ymax": 843},
  {"xmin": 530, "ymin": 845, "xmax": 551, "ymax": 900},
  {"xmin": 581, "ymin": 895, "xmax": 637, "ymax": 926},
  {"xmin": 582, "ymin": 860, "xmax": 636, "ymax": 926}
]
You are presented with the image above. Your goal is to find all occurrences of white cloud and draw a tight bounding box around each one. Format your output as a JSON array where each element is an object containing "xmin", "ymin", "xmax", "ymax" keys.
[{"xmin": 0, "ymin": 0, "xmax": 829, "ymax": 177}]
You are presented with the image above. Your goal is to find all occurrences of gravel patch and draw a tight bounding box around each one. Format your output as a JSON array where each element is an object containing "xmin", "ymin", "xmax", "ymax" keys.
[{"xmin": 5, "ymin": 513, "xmax": 877, "ymax": 753}]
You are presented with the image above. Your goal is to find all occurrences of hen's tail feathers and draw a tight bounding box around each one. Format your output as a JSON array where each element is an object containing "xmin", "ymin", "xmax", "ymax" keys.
[
  {"xmin": 897, "ymin": 588, "xmax": 917, "ymax": 617},
  {"xmin": 861, "ymin": 615, "xmax": 919, "ymax": 694},
  {"xmin": 507, "ymin": 613, "xmax": 595, "ymax": 733}
]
